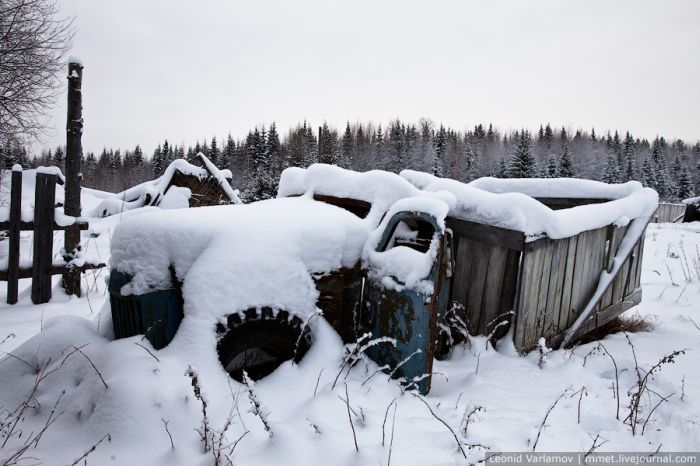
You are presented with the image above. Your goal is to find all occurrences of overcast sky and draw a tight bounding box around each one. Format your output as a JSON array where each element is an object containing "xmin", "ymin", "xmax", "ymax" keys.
[{"xmin": 45, "ymin": 0, "xmax": 700, "ymax": 155}]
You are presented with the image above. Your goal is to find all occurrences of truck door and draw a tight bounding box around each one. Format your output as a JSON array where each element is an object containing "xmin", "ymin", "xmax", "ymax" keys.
[{"xmin": 361, "ymin": 207, "xmax": 452, "ymax": 394}]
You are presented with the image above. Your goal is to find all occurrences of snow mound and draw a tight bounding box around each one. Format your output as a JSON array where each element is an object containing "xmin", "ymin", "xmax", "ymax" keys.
[
  {"xmin": 278, "ymin": 164, "xmax": 430, "ymax": 224},
  {"xmin": 111, "ymin": 197, "xmax": 369, "ymax": 321},
  {"xmin": 401, "ymin": 170, "xmax": 658, "ymax": 239}
]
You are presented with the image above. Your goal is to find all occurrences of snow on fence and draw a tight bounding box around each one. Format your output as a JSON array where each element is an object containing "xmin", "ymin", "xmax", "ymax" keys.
[
  {"xmin": 0, "ymin": 168, "xmax": 105, "ymax": 304},
  {"xmin": 653, "ymin": 202, "xmax": 686, "ymax": 223}
]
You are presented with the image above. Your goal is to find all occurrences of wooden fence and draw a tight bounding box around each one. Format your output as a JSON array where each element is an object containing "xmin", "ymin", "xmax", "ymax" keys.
[
  {"xmin": 653, "ymin": 203, "xmax": 686, "ymax": 223},
  {"xmin": 0, "ymin": 169, "xmax": 104, "ymax": 304}
]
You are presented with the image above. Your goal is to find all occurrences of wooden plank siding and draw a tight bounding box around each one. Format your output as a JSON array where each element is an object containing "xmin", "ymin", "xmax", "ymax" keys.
[
  {"xmin": 445, "ymin": 211, "xmax": 647, "ymax": 353},
  {"xmin": 510, "ymin": 224, "xmax": 642, "ymax": 353},
  {"xmin": 652, "ymin": 203, "xmax": 686, "ymax": 223},
  {"xmin": 448, "ymin": 231, "xmax": 521, "ymax": 340}
]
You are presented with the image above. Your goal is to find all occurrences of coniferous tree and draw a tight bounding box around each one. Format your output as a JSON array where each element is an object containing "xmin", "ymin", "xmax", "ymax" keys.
[
  {"xmin": 53, "ymin": 146, "xmax": 64, "ymax": 170},
  {"xmin": 432, "ymin": 125, "xmax": 447, "ymax": 177},
  {"xmin": 602, "ymin": 154, "xmax": 619, "ymax": 183},
  {"xmin": 676, "ymin": 167, "xmax": 693, "ymax": 200},
  {"xmin": 152, "ymin": 144, "xmax": 165, "ymax": 177},
  {"xmin": 462, "ymin": 137, "xmax": 477, "ymax": 180},
  {"xmin": 650, "ymin": 137, "xmax": 669, "ymax": 197},
  {"xmin": 266, "ymin": 122, "xmax": 281, "ymax": 170},
  {"xmin": 318, "ymin": 122, "xmax": 338, "ymax": 165},
  {"xmin": 495, "ymin": 157, "xmax": 508, "ymax": 178},
  {"xmin": 508, "ymin": 130, "xmax": 535, "ymax": 178},
  {"xmin": 640, "ymin": 159, "xmax": 655, "ymax": 188},
  {"xmin": 540, "ymin": 157, "xmax": 557, "ymax": 178},
  {"xmin": 373, "ymin": 125, "xmax": 385, "ymax": 170},
  {"xmin": 209, "ymin": 136, "xmax": 220, "ymax": 166},
  {"xmin": 303, "ymin": 122, "xmax": 317, "ymax": 167},
  {"xmin": 340, "ymin": 122, "xmax": 354, "ymax": 169},
  {"xmin": 558, "ymin": 144, "xmax": 575, "ymax": 177},
  {"xmin": 622, "ymin": 132, "xmax": 636, "ymax": 181}
]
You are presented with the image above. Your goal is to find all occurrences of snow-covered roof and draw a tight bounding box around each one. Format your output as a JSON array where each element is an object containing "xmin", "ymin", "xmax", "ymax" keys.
[
  {"xmin": 90, "ymin": 155, "xmax": 240, "ymax": 217},
  {"xmin": 111, "ymin": 197, "xmax": 369, "ymax": 321}
]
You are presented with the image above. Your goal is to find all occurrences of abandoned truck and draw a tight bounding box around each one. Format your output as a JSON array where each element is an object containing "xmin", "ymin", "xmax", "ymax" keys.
[{"xmin": 108, "ymin": 164, "xmax": 658, "ymax": 394}]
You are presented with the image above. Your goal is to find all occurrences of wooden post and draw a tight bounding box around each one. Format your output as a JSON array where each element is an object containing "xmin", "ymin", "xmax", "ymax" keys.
[
  {"xmin": 31, "ymin": 173, "xmax": 56, "ymax": 305},
  {"xmin": 63, "ymin": 59, "xmax": 83, "ymax": 296},
  {"xmin": 7, "ymin": 168, "xmax": 22, "ymax": 304}
]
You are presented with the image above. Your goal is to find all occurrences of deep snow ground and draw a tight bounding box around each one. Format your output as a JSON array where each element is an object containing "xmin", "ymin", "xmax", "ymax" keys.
[{"xmin": 0, "ymin": 219, "xmax": 699, "ymax": 465}]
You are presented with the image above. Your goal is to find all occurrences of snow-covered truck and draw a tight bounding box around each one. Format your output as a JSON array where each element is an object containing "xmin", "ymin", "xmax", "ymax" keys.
[{"xmin": 108, "ymin": 164, "xmax": 658, "ymax": 394}]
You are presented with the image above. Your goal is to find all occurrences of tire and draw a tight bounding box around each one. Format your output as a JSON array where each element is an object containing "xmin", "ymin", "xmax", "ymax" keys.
[{"xmin": 216, "ymin": 308, "xmax": 312, "ymax": 382}]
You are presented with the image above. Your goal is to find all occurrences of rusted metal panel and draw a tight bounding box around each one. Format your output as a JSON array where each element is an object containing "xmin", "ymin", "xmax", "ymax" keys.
[
  {"xmin": 314, "ymin": 265, "xmax": 363, "ymax": 343},
  {"xmin": 361, "ymin": 211, "xmax": 449, "ymax": 395},
  {"xmin": 109, "ymin": 270, "xmax": 184, "ymax": 349}
]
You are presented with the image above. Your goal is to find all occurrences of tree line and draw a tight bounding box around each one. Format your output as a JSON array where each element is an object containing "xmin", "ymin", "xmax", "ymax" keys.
[{"xmin": 1, "ymin": 120, "xmax": 697, "ymax": 202}]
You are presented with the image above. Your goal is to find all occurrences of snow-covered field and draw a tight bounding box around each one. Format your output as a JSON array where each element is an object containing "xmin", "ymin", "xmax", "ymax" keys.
[{"xmin": 1, "ymin": 188, "xmax": 699, "ymax": 464}]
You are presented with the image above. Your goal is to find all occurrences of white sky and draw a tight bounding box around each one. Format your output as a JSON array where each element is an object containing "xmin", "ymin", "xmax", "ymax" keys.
[{"xmin": 45, "ymin": 0, "xmax": 700, "ymax": 155}]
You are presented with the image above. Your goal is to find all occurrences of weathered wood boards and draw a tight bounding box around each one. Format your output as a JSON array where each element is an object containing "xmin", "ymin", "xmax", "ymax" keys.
[
  {"xmin": 448, "ymin": 218, "xmax": 522, "ymax": 340},
  {"xmin": 31, "ymin": 173, "xmax": 57, "ymax": 304},
  {"xmin": 7, "ymin": 170, "xmax": 22, "ymax": 304},
  {"xmin": 1, "ymin": 170, "xmax": 105, "ymax": 305},
  {"xmin": 653, "ymin": 203, "xmax": 686, "ymax": 223},
  {"xmin": 512, "ymin": 224, "xmax": 644, "ymax": 352},
  {"xmin": 447, "ymin": 213, "xmax": 647, "ymax": 353},
  {"xmin": 63, "ymin": 61, "xmax": 84, "ymax": 296}
]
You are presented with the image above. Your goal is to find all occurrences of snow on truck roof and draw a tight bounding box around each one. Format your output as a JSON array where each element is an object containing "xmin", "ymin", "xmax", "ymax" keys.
[
  {"xmin": 111, "ymin": 196, "xmax": 368, "ymax": 320},
  {"xmin": 278, "ymin": 164, "xmax": 658, "ymax": 240}
]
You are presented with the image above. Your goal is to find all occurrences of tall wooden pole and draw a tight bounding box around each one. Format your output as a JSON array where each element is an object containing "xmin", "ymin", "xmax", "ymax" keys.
[
  {"xmin": 7, "ymin": 168, "xmax": 22, "ymax": 304},
  {"xmin": 63, "ymin": 59, "xmax": 83, "ymax": 296},
  {"xmin": 32, "ymin": 173, "xmax": 56, "ymax": 304}
]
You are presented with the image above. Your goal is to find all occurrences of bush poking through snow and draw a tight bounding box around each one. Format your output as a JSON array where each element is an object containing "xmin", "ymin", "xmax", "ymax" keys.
[
  {"xmin": 331, "ymin": 333, "xmax": 397, "ymax": 389},
  {"xmin": 185, "ymin": 365, "xmax": 212, "ymax": 451},
  {"xmin": 531, "ymin": 388, "xmax": 571, "ymax": 451},
  {"xmin": 242, "ymin": 371, "xmax": 272, "ymax": 438},
  {"xmin": 623, "ymin": 334, "xmax": 687, "ymax": 436}
]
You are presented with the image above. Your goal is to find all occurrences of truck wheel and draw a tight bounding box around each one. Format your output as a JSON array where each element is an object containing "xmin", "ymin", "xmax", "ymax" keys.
[{"xmin": 216, "ymin": 309, "xmax": 312, "ymax": 382}]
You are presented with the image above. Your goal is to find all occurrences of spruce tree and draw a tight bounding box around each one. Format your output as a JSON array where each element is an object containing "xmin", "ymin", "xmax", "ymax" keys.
[
  {"xmin": 389, "ymin": 120, "xmax": 404, "ymax": 171},
  {"xmin": 433, "ymin": 125, "xmax": 447, "ymax": 177},
  {"xmin": 602, "ymin": 154, "xmax": 619, "ymax": 183},
  {"xmin": 622, "ymin": 132, "xmax": 636, "ymax": 181},
  {"xmin": 341, "ymin": 122, "xmax": 354, "ymax": 168},
  {"xmin": 495, "ymin": 157, "xmax": 508, "ymax": 178},
  {"xmin": 641, "ymin": 159, "xmax": 655, "ymax": 188},
  {"xmin": 266, "ymin": 122, "xmax": 281, "ymax": 170},
  {"xmin": 462, "ymin": 138, "xmax": 476, "ymax": 180},
  {"xmin": 152, "ymin": 144, "xmax": 164, "ymax": 177},
  {"xmin": 209, "ymin": 136, "xmax": 220, "ymax": 166},
  {"xmin": 558, "ymin": 145, "xmax": 575, "ymax": 177},
  {"xmin": 53, "ymin": 146, "xmax": 64, "ymax": 170},
  {"xmin": 508, "ymin": 130, "xmax": 535, "ymax": 178},
  {"xmin": 676, "ymin": 167, "xmax": 693, "ymax": 200},
  {"xmin": 650, "ymin": 137, "xmax": 669, "ymax": 198}
]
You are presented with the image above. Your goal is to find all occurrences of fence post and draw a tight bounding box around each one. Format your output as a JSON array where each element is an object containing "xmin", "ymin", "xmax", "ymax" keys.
[
  {"xmin": 7, "ymin": 167, "xmax": 22, "ymax": 304},
  {"xmin": 63, "ymin": 59, "xmax": 83, "ymax": 296},
  {"xmin": 31, "ymin": 173, "xmax": 56, "ymax": 305}
]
